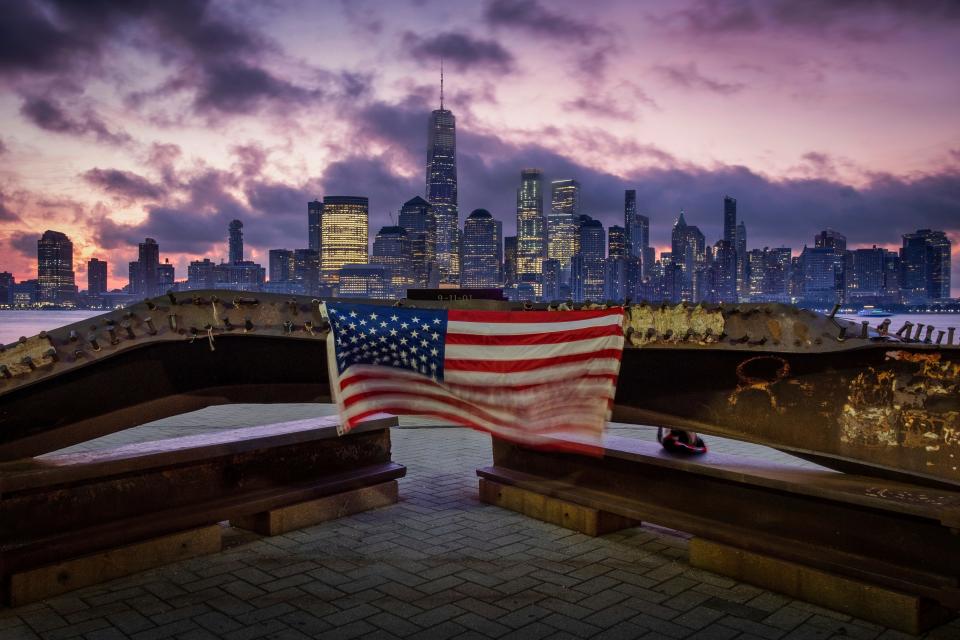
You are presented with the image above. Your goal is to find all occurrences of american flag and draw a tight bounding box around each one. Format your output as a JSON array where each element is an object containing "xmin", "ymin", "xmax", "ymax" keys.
[{"xmin": 325, "ymin": 301, "xmax": 625, "ymax": 452}]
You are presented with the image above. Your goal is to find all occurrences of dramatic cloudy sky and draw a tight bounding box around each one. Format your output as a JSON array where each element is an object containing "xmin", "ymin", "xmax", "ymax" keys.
[{"xmin": 1, "ymin": 0, "xmax": 958, "ymax": 293}]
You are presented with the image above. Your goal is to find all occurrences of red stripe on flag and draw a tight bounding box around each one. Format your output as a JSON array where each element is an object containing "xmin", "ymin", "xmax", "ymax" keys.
[
  {"xmin": 344, "ymin": 406, "xmax": 603, "ymax": 456},
  {"xmin": 447, "ymin": 308, "xmax": 624, "ymax": 323},
  {"xmin": 445, "ymin": 324, "xmax": 622, "ymax": 346},
  {"xmin": 338, "ymin": 370, "xmax": 618, "ymax": 394},
  {"xmin": 341, "ymin": 387, "xmax": 605, "ymax": 430},
  {"xmin": 444, "ymin": 349, "xmax": 622, "ymax": 372}
]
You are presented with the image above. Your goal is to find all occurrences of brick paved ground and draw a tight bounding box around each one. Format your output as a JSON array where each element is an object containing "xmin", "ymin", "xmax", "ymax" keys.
[{"xmin": 2, "ymin": 405, "xmax": 957, "ymax": 639}]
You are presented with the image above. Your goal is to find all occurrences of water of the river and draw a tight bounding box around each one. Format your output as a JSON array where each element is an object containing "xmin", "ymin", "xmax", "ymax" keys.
[{"xmin": 2, "ymin": 309, "xmax": 959, "ymax": 346}]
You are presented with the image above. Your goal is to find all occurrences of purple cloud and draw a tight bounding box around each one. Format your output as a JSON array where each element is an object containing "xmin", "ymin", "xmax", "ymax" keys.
[
  {"xmin": 19, "ymin": 96, "xmax": 131, "ymax": 144},
  {"xmin": 484, "ymin": 0, "xmax": 608, "ymax": 44},
  {"xmin": 0, "ymin": 191, "xmax": 21, "ymax": 222},
  {"xmin": 662, "ymin": 0, "xmax": 960, "ymax": 39},
  {"xmin": 5, "ymin": 230, "xmax": 37, "ymax": 259},
  {"xmin": 654, "ymin": 63, "xmax": 745, "ymax": 95},
  {"xmin": 82, "ymin": 168, "xmax": 167, "ymax": 201},
  {"xmin": 403, "ymin": 31, "xmax": 515, "ymax": 72}
]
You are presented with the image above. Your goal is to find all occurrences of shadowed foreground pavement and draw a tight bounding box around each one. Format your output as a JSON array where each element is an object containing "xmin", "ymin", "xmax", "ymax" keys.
[{"xmin": 1, "ymin": 405, "xmax": 957, "ymax": 639}]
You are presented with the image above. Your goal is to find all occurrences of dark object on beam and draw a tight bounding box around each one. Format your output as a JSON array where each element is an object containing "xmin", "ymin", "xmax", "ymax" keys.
[
  {"xmin": 0, "ymin": 415, "xmax": 404, "ymax": 605},
  {"xmin": 478, "ymin": 436, "xmax": 960, "ymax": 633}
]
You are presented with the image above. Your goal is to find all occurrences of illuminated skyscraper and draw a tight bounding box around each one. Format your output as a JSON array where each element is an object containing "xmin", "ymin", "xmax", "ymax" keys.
[
  {"xmin": 516, "ymin": 169, "xmax": 545, "ymax": 296},
  {"xmin": 228, "ymin": 220, "xmax": 244, "ymax": 264},
  {"xmin": 135, "ymin": 237, "xmax": 160, "ymax": 297},
  {"xmin": 87, "ymin": 258, "xmax": 107, "ymax": 296},
  {"xmin": 426, "ymin": 67, "xmax": 458, "ymax": 284},
  {"xmin": 461, "ymin": 209, "xmax": 501, "ymax": 288},
  {"xmin": 723, "ymin": 196, "xmax": 737, "ymax": 246},
  {"xmin": 158, "ymin": 260, "xmax": 175, "ymax": 292},
  {"xmin": 321, "ymin": 196, "xmax": 368, "ymax": 286},
  {"xmin": 608, "ymin": 225, "xmax": 626, "ymax": 257},
  {"xmin": 815, "ymin": 228, "xmax": 847, "ymax": 252},
  {"xmin": 398, "ymin": 196, "xmax": 437, "ymax": 288},
  {"xmin": 308, "ymin": 200, "xmax": 322, "ymax": 252},
  {"xmin": 624, "ymin": 190, "xmax": 651, "ymax": 276},
  {"xmin": 671, "ymin": 212, "xmax": 705, "ymax": 302},
  {"xmin": 293, "ymin": 249, "xmax": 320, "ymax": 295},
  {"xmin": 372, "ymin": 225, "xmax": 413, "ymax": 297},
  {"xmin": 735, "ymin": 220, "xmax": 748, "ymax": 300},
  {"xmin": 900, "ymin": 229, "xmax": 951, "ymax": 301},
  {"xmin": 37, "ymin": 230, "xmax": 77, "ymax": 305},
  {"xmin": 0, "ymin": 272, "xmax": 14, "ymax": 306},
  {"xmin": 187, "ymin": 259, "xmax": 216, "ymax": 290},
  {"xmin": 503, "ymin": 236, "xmax": 517, "ymax": 287},
  {"xmin": 547, "ymin": 179, "xmax": 579, "ymax": 280},
  {"xmin": 269, "ymin": 249, "xmax": 294, "ymax": 283},
  {"xmin": 848, "ymin": 247, "xmax": 886, "ymax": 300}
]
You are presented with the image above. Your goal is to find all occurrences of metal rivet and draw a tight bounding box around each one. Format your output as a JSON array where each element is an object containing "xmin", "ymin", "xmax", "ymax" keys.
[
  {"xmin": 122, "ymin": 322, "xmax": 135, "ymax": 339},
  {"xmin": 913, "ymin": 323, "xmax": 925, "ymax": 341},
  {"xmin": 223, "ymin": 317, "xmax": 234, "ymax": 330},
  {"xmin": 144, "ymin": 317, "xmax": 157, "ymax": 335},
  {"xmin": 87, "ymin": 334, "xmax": 101, "ymax": 351},
  {"xmin": 168, "ymin": 292, "xmax": 177, "ymax": 305},
  {"xmin": 69, "ymin": 330, "xmax": 79, "ymax": 342},
  {"xmin": 860, "ymin": 321, "xmax": 869, "ymax": 339},
  {"xmin": 44, "ymin": 347, "xmax": 59, "ymax": 362},
  {"xmin": 0, "ymin": 364, "xmax": 11, "ymax": 378},
  {"xmin": 877, "ymin": 319, "xmax": 891, "ymax": 336},
  {"xmin": 924, "ymin": 325, "xmax": 934, "ymax": 343},
  {"xmin": 936, "ymin": 330, "xmax": 945, "ymax": 345},
  {"xmin": 21, "ymin": 356, "xmax": 35, "ymax": 370},
  {"xmin": 244, "ymin": 317, "xmax": 254, "ymax": 331},
  {"xmin": 896, "ymin": 321, "xmax": 913, "ymax": 338},
  {"xmin": 948, "ymin": 327, "xmax": 956, "ymax": 345},
  {"xmin": 168, "ymin": 315, "xmax": 178, "ymax": 331}
]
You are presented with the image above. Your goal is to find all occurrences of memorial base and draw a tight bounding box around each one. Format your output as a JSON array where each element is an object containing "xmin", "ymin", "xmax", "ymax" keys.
[
  {"xmin": 8, "ymin": 526, "xmax": 221, "ymax": 607},
  {"xmin": 690, "ymin": 538, "xmax": 955, "ymax": 634},
  {"xmin": 233, "ymin": 480, "xmax": 399, "ymax": 536},
  {"xmin": 479, "ymin": 478, "xmax": 639, "ymax": 536}
]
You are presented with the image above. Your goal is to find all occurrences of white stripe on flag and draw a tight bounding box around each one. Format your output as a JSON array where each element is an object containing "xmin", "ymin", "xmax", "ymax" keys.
[
  {"xmin": 444, "ymin": 335, "xmax": 623, "ymax": 361},
  {"xmin": 447, "ymin": 314, "xmax": 622, "ymax": 335}
]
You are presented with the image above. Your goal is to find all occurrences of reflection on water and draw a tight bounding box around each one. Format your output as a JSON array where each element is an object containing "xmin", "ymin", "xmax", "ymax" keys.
[
  {"xmin": 0, "ymin": 310, "xmax": 100, "ymax": 345},
  {"xmin": 839, "ymin": 313, "xmax": 960, "ymax": 341}
]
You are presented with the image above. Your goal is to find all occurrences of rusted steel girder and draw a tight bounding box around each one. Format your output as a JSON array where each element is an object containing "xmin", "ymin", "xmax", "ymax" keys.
[
  {"xmin": 478, "ymin": 436, "xmax": 960, "ymax": 612},
  {"xmin": 1, "ymin": 291, "xmax": 958, "ymax": 487},
  {"xmin": 0, "ymin": 416, "xmax": 404, "ymax": 604}
]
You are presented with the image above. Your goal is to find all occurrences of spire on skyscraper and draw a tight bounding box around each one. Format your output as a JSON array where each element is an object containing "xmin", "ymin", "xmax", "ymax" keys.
[{"xmin": 440, "ymin": 59, "xmax": 444, "ymax": 110}]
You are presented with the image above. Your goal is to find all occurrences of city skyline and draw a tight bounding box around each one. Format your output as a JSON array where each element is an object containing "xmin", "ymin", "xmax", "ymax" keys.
[{"xmin": 0, "ymin": 1, "xmax": 958, "ymax": 294}]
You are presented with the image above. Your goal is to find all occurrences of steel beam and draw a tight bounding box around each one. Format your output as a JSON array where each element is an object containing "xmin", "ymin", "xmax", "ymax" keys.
[
  {"xmin": 0, "ymin": 416, "xmax": 404, "ymax": 604},
  {"xmin": 478, "ymin": 436, "xmax": 960, "ymax": 613}
]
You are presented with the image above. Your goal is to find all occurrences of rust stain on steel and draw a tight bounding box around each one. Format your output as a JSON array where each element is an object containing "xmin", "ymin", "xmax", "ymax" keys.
[
  {"xmin": 0, "ymin": 335, "xmax": 56, "ymax": 377},
  {"xmin": 840, "ymin": 350, "xmax": 960, "ymax": 471},
  {"xmin": 624, "ymin": 303, "xmax": 724, "ymax": 346},
  {"xmin": 728, "ymin": 356, "xmax": 790, "ymax": 411}
]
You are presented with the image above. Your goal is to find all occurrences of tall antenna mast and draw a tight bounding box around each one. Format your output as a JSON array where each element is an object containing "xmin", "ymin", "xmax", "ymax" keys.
[{"xmin": 440, "ymin": 59, "xmax": 444, "ymax": 110}]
